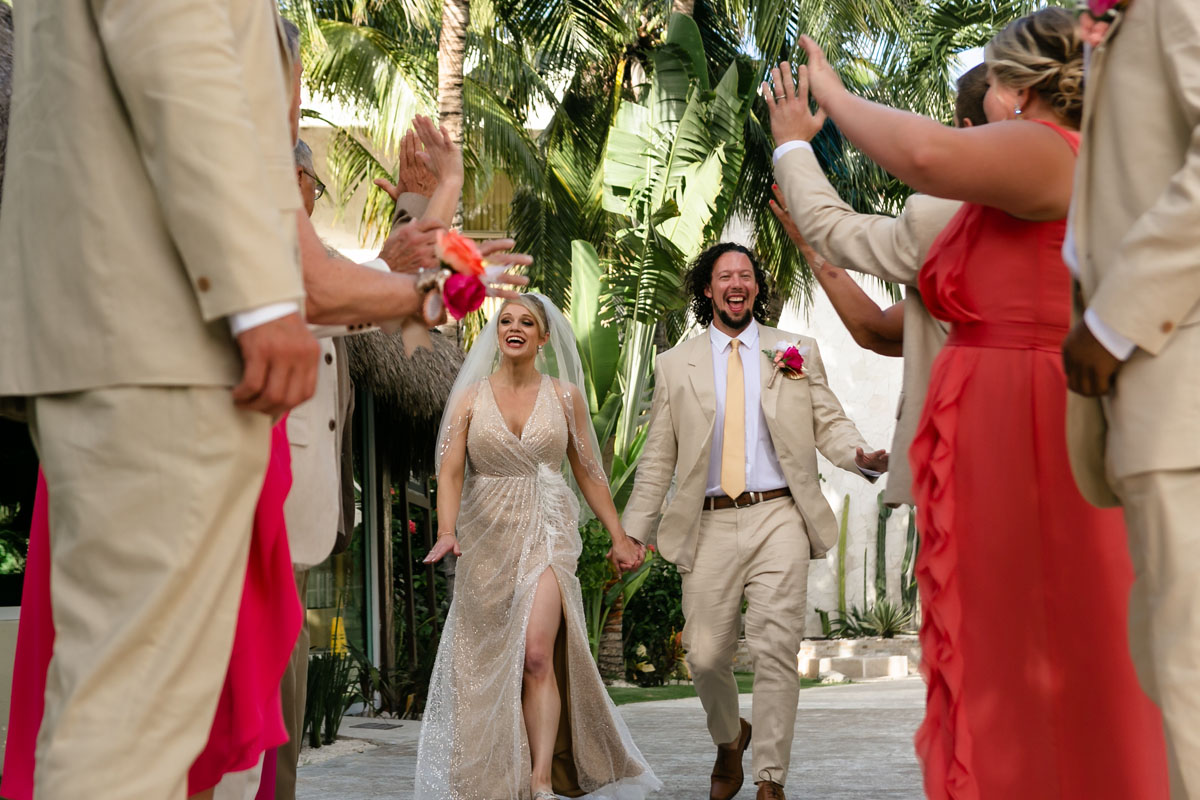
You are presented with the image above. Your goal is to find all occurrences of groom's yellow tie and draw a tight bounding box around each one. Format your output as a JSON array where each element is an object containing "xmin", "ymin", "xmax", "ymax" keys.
[{"xmin": 721, "ymin": 339, "xmax": 746, "ymax": 499}]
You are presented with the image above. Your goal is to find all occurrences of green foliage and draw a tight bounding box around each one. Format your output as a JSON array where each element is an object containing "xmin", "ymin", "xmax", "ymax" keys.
[
  {"xmin": 901, "ymin": 509, "xmax": 920, "ymax": 611},
  {"xmin": 837, "ymin": 493, "xmax": 850, "ymax": 615},
  {"xmin": 874, "ymin": 491, "xmax": 892, "ymax": 600},
  {"xmin": 823, "ymin": 598, "xmax": 916, "ymax": 639},
  {"xmin": 304, "ymin": 650, "xmax": 355, "ymax": 747},
  {"xmin": 622, "ymin": 553, "xmax": 685, "ymax": 687},
  {"xmin": 0, "ymin": 504, "xmax": 26, "ymax": 577}
]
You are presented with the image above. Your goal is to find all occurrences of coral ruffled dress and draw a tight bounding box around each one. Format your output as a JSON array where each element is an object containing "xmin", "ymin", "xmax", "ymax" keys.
[
  {"xmin": 2, "ymin": 421, "xmax": 301, "ymax": 798},
  {"xmin": 909, "ymin": 121, "xmax": 1169, "ymax": 800}
]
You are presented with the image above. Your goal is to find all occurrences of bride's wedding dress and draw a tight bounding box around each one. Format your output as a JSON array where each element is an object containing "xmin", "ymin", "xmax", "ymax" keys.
[{"xmin": 415, "ymin": 375, "xmax": 660, "ymax": 800}]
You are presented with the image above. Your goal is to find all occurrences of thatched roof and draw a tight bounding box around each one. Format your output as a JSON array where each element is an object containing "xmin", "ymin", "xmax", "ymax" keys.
[{"xmin": 345, "ymin": 329, "xmax": 464, "ymax": 476}]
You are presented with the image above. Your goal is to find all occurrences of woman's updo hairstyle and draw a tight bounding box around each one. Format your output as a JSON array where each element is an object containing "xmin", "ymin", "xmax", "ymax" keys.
[
  {"xmin": 985, "ymin": 7, "xmax": 1084, "ymax": 128},
  {"xmin": 503, "ymin": 294, "xmax": 549, "ymax": 337}
]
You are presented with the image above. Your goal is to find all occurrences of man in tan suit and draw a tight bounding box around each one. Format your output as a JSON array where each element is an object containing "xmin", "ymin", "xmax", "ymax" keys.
[
  {"xmin": 623, "ymin": 243, "xmax": 886, "ymax": 800},
  {"xmin": 766, "ymin": 65, "xmax": 989, "ymax": 507},
  {"xmin": 1061, "ymin": 1, "xmax": 1200, "ymax": 795},
  {"xmin": 0, "ymin": 2, "xmax": 321, "ymax": 797}
]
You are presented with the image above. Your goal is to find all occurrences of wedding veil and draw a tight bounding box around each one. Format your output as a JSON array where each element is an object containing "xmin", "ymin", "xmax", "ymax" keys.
[{"xmin": 434, "ymin": 293, "xmax": 609, "ymax": 491}]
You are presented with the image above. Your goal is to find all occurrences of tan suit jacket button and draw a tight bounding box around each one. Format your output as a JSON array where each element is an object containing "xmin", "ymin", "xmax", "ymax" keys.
[
  {"xmin": 325, "ymin": 353, "xmax": 333, "ymax": 365},
  {"xmin": 197, "ymin": 277, "xmax": 211, "ymax": 292},
  {"xmin": 1162, "ymin": 321, "xmax": 1175, "ymax": 334},
  {"xmin": 328, "ymin": 419, "xmax": 336, "ymax": 431}
]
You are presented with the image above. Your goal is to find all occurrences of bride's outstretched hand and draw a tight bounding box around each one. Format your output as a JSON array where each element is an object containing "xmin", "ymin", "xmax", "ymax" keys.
[{"xmin": 424, "ymin": 533, "xmax": 462, "ymax": 564}]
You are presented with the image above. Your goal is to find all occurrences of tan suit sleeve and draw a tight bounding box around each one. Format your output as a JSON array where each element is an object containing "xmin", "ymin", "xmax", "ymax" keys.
[
  {"xmin": 91, "ymin": 0, "xmax": 302, "ymax": 321},
  {"xmin": 804, "ymin": 339, "xmax": 871, "ymax": 476},
  {"xmin": 621, "ymin": 362, "xmax": 678, "ymax": 544},
  {"xmin": 1088, "ymin": 0, "xmax": 1200, "ymax": 354},
  {"xmin": 393, "ymin": 192, "xmax": 431, "ymax": 224},
  {"xmin": 775, "ymin": 146, "xmax": 960, "ymax": 287}
]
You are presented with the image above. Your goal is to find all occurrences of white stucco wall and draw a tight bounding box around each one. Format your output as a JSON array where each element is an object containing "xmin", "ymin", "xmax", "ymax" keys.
[{"xmin": 777, "ymin": 281, "xmax": 915, "ymax": 634}]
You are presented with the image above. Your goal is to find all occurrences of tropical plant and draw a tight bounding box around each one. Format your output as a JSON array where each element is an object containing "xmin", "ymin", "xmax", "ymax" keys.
[
  {"xmin": 304, "ymin": 649, "xmax": 355, "ymax": 746},
  {"xmin": 622, "ymin": 550, "xmax": 686, "ymax": 687}
]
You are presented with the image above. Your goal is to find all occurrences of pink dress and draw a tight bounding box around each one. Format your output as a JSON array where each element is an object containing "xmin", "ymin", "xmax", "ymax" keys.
[
  {"xmin": 909, "ymin": 121, "xmax": 1169, "ymax": 799},
  {"xmin": 2, "ymin": 421, "xmax": 302, "ymax": 797}
]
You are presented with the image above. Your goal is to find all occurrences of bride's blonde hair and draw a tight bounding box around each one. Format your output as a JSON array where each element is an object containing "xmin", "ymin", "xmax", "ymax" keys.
[
  {"xmin": 985, "ymin": 7, "xmax": 1084, "ymax": 127},
  {"xmin": 501, "ymin": 294, "xmax": 549, "ymax": 337}
]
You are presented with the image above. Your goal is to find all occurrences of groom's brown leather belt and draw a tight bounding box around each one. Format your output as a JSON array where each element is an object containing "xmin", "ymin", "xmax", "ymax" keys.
[{"xmin": 704, "ymin": 487, "xmax": 791, "ymax": 511}]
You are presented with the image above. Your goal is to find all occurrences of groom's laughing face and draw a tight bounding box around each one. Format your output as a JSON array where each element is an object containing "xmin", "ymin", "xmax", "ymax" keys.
[{"xmin": 705, "ymin": 251, "xmax": 758, "ymax": 333}]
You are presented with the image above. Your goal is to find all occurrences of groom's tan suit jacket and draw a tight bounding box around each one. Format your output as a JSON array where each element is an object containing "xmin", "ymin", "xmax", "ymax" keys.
[
  {"xmin": 623, "ymin": 324, "xmax": 871, "ymax": 571},
  {"xmin": 1066, "ymin": 0, "xmax": 1200, "ymax": 504},
  {"xmin": 0, "ymin": 0, "xmax": 304, "ymax": 397},
  {"xmin": 775, "ymin": 147, "xmax": 961, "ymax": 507}
]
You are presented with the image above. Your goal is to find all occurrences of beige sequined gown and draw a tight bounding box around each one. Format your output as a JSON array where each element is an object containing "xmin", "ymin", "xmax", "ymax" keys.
[{"xmin": 415, "ymin": 376, "xmax": 660, "ymax": 800}]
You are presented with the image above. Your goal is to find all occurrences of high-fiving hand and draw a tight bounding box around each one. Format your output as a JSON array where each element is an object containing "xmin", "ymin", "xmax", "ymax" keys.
[{"xmin": 761, "ymin": 36, "xmax": 849, "ymax": 146}]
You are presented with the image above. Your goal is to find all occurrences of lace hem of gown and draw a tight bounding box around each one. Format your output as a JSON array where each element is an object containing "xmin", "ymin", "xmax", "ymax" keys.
[{"xmin": 909, "ymin": 359, "xmax": 975, "ymax": 800}]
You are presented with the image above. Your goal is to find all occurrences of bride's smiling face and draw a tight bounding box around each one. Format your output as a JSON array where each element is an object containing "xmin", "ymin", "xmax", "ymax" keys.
[{"xmin": 496, "ymin": 303, "xmax": 548, "ymax": 361}]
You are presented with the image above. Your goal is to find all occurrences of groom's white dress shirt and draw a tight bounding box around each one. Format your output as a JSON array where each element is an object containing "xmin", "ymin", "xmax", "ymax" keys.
[{"xmin": 705, "ymin": 322, "xmax": 788, "ymax": 496}]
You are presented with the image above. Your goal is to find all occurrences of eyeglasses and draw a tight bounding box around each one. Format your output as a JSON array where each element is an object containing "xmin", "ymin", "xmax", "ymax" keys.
[{"xmin": 302, "ymin": 168, "xmax": 326, "ymax": 201}]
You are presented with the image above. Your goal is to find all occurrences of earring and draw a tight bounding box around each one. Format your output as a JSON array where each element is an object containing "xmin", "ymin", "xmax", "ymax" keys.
[{"xmin": 1014, "ymin": 105, "xmax": 1023, "ymax": 116}]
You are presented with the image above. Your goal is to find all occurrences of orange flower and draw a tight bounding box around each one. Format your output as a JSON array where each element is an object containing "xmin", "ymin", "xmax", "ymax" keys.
[{"xmin": 436, "ymin": 229, "xmax": 485, "ymax": 276}]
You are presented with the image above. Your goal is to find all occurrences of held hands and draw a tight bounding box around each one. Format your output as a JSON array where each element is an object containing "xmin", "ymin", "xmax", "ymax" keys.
[
  {"xmin": 608, "ymin": 535, "xmax": 646, "ymax": 574},
  {"xmin": 233, "ymin": 312, "xmax": 321, "ymax": 416},
  {"xmin": 424, "ymin": 533, "xmax": 462, "ymax": 564},
  {"xmin": 1062, "ymin": 319, "xmax": 1122, "ymax": 396},
  {"xmin": 855, "ymin": 447, "xmax": 889, "ymax": 474}
]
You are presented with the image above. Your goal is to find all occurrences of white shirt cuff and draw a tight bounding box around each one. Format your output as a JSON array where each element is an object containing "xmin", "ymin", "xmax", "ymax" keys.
[
  {"xmin": 228, "ymin": 301, "xmax": 300, "ymax": 337},
  {"xmin": 772, "ymin": 140, "xmax": 814, "ymax": 165},
  {"xmin": 1084, "ymin": 308, "xmax": 1137, "ymax": 361},
  {"xmin": 362, "ymin": 257, "xmax": 390, "ymax": 273},
  {"xmin": 859, "ymin": 466, "xmax": 881, "ymax": 479}
]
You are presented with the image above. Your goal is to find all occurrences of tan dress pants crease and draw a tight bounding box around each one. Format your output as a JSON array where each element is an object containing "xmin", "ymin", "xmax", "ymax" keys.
[
  {"xmin": 28, "ymin": 387, "xmax": 270, "ymax": 800},
  {"xmin": 1117, "ymin": 468, "xmax": 1200, "ymax": 800},
  {"xmin": 681, "ymin": 496, "xmax": 810, "ymax": 788},
  {"xmin": 275, "ymin": 568, "xmax": 311, "ymax": 800}
]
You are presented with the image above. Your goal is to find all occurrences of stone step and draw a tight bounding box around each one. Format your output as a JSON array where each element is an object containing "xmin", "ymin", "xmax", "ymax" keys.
[{"xmin": 800, "ymin": 655, "xmax": 910, "ymax": 681}]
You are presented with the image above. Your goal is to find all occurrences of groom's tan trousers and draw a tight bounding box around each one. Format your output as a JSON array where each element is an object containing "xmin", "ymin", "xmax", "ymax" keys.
[
  {"xmin": 681, "ymin": 495, "xmax": 810, "ymax": 788},
  {"xmin": 1117, "ymin": 469, "xmax": 1200, "ymax": 799},
  {"xmin": 29, "ymin": 387, "xmax": 270, "ymax": 799}
]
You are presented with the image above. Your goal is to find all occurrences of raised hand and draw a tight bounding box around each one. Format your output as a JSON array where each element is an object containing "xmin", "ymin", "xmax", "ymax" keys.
[
  {"xmin": 478, "ymin": 238, "xmax": 533, "ymax": 300},
  {"xmin": 761, "ymin": 59, "xmax": 827, "ymax": 146},
  {"xmin": 795, "ymin": 35, "xmax": 847, "ymax": 108},
  {"xmin": 855, "ymin": 447, "xmax": 890, "ymax": 474},
  {"xmin": 379, "ymin": 218, "xmax": 443, "ymax": 273},
  {"xmin": 412, "ymin": 115, "xmax": 464, "ymax": 184},
  {"xmin": 232, "ymin": 313, "xmax": 321, "ymax": 416}
]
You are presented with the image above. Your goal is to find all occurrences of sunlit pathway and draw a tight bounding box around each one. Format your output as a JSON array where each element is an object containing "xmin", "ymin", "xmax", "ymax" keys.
[{"xmin": 296, "ymin": 677, "xmax": 925, "ymax": 799}]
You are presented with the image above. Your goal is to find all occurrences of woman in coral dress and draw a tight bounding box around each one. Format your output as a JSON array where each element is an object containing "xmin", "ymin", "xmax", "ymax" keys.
[
  {"xmin": 3, "ymin": 421, "xmax": 301, "ymax": 800},
  {"xmin": 764, "ymin": 8, "xmax": 1169, "ymax": 798}
]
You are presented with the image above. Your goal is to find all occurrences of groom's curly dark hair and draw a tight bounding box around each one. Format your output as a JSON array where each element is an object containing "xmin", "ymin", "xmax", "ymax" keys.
[{"xmin": 685, "ymin": 242, "xmax": 773, "ymax": 328}]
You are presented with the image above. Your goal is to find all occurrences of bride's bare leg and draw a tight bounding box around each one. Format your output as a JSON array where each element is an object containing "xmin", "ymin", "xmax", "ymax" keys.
[{"xmin": 524, "ymin": 567, "xmax": 564, "ymax": 794}]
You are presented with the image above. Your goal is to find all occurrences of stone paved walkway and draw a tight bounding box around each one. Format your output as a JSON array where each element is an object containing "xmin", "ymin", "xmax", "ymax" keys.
[{"xmin": 296, "ymin": 677, "xmax": 925, "ymax": 799}]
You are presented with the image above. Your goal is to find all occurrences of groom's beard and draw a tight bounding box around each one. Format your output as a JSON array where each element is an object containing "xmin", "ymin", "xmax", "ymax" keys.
[{"xmin": 715, "ymin": 306, "xmax": 753, "ymax": 332}]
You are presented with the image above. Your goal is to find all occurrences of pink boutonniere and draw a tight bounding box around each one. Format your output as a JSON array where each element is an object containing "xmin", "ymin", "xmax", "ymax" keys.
[
  {"xmin": 1079, "ymin": 0, "xmax": 1131, "ymax": 47},
  {"xmin": 419, "ymin": 230, "xmax": 509, "ymax": 321},
  {"xmin": 1085, "ymin": 0, "xmax": 1128, "ymax": 17},
  {"xmin": 764, "ymin": 341, "xmax": 807, "ymax": 388}
]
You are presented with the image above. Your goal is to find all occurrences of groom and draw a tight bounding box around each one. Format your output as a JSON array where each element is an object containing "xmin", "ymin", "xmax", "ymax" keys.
[{"xmin": 623, "ymin": 242, "xmax": 887, "ymax": 800}]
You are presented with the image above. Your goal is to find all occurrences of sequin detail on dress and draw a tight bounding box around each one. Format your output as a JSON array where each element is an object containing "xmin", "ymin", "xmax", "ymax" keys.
[{"xmin": 415, "ymin": 375, "xmax": 661, "ymax": 800}]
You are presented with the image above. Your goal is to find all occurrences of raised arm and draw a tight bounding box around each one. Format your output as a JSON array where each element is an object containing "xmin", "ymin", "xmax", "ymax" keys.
[
  {"xmin": 770, "ymin": 188, "xmax": 903, "ymax": 357},
  {"xmin": 93, "ymin": 0, "xmax": 304, "ymax": 318},
  {"xmin": 765, "ymin": 44, "xmax": 1075, "ymax": 221}
]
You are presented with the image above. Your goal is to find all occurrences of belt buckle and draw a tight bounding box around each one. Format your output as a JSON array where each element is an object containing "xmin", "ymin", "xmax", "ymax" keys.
[{"xmin": 730, "ymin": 494, "xmax": 742, "ymax": 510}]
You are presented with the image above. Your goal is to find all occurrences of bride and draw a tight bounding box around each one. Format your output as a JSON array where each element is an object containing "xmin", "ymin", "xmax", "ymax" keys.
[{"xmin": 417, "ymin": 294, "xmax": 662, "ymax": 800}]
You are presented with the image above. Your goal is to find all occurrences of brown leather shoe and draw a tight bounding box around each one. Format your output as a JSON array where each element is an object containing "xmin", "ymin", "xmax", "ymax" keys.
[
  {"xmin": 755, "ymin": 781, "xmax": 786, "ymax": 800},
  {"xmin": 710, "ymin": 718, "xmax": 752, "ymax": 800}
]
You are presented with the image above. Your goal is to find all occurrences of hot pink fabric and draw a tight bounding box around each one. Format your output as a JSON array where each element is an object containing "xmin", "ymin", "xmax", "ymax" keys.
[{"xmin": 1, "ymin": 421, "xmax": 301, "ymax": 798}]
